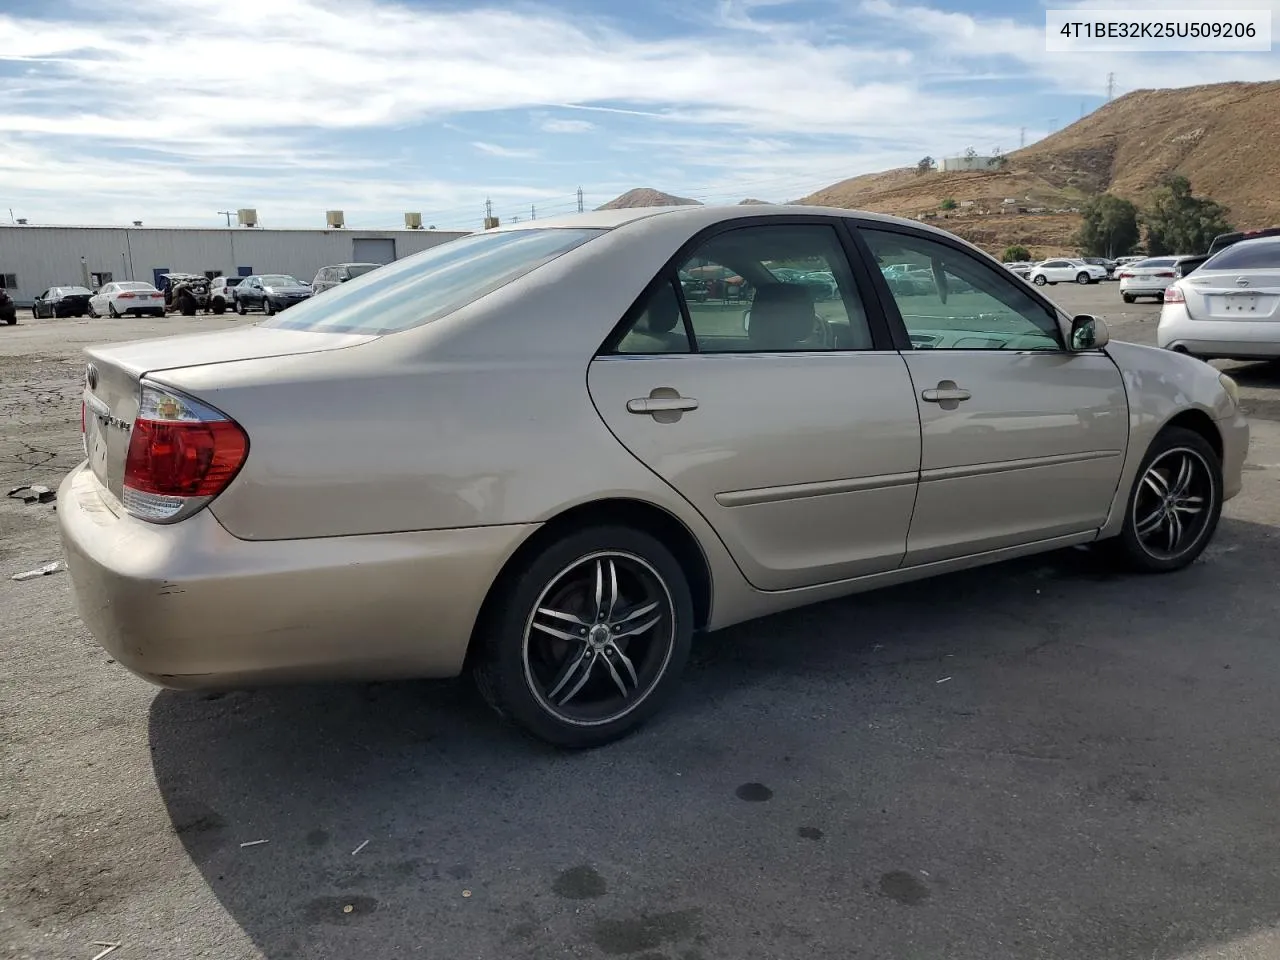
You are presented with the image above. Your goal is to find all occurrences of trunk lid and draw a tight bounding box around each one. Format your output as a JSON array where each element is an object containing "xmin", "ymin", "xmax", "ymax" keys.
[
  {"xmin": 81, "ymin": 326, "xmax": 375, "ymax": 499},
  {"xmin": 1182, "ymin": 269, "xmax": 1280, "ymax": 321}
]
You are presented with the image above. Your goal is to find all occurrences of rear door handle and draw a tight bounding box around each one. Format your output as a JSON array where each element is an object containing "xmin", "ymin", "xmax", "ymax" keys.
[
  {"xmin": 627, "ymin": 396, "xmax": 699, "ymax": 414},
  {"xmin": 921, "ymin": 380, "xmax": 971, "ymax": 404}
]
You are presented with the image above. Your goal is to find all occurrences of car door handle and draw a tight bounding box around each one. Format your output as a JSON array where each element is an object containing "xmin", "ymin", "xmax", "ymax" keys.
[
  {"xmin": 921, "ymin": 386, "xmax": 971, "ymax": 403},
  {"xmin": 627, "ymin": 396, "xmax": 699, "ymax": 414}
]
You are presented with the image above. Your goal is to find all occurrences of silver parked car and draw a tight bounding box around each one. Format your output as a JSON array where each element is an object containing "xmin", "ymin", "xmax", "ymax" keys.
[
  {"xmin": 1159, "ymin": 236, "xmax": 1280, "ymax": 360},
  {"xmin": 59, "ymin": 205, "xmax": 1249, "ymax": 747},
  {"xmin": 310, "ymin": 262, "xmax": 384, "ymax": 295}
]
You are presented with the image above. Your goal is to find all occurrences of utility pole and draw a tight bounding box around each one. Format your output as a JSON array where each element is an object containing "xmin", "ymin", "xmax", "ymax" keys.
[
  {"xmin": 217, "ymin": 210, "xmax": 234, "ymax": 227},
  {"xmin": 1106, "ymin": 72, "xmax": 1116, "ymax": 100},
  {"xmin": 1049, "ymin": 117, "xmax": 1058, "ymax": 134},
  {"xmin": 531, "ymin": 203, "xmax": 536, "ymax": 221},
  {"xmin": 577, "ymin": 187, "xmax": 584, "ymax": 213},
  {"xmin": 1019, "ymin": 127, "xmax": 1026, "ymax": 148},
  {"xmin": 1080, "ymin": 100, "xmax": 1085, "ymax": 120}
]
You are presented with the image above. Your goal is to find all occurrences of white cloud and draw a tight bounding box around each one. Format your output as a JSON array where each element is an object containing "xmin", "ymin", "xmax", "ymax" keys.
[
  {"xmin": 540, "ymin": 118, "xmax": 595, "ymax": 133},
  {"xmin": 0, "ymin": 0, "xmax": 1275, "ymax": 225},
  {"xmin": 472, "ymin": 141, "xmax": 541, "ymax": 159}
]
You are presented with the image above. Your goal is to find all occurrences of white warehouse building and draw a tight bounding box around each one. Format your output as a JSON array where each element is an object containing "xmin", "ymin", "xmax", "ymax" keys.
[{"xmin": 0, "ymin": 222, "xmax": 471, "ymax": 306}]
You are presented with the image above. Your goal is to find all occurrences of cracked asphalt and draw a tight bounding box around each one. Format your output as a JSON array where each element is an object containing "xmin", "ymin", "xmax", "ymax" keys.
[{"xmin": 5, "ymin": 289, "xmax": 1280, "ymax": 960}]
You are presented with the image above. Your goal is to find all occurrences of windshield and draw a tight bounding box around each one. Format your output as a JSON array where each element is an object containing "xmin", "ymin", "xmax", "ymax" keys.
[
  {"xmin": 261, "ymin": 275, "xmax": 302, "ymax": 287},
  {"xmin": 1201, "ymin": 241, "xmax": 1280, "ymax": 272},
  {"xmin": 261, "ymin": 228, "xmax": 605, "ymax": 335}
]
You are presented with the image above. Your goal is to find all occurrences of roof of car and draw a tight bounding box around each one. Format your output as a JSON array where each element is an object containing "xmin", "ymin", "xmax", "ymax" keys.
[{"xmin": 487, "ymin": 203, "xmax": 954, "ymax": 237}]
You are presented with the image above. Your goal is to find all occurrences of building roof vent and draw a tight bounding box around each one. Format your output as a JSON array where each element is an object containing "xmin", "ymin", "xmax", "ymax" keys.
[
  {"xmin": 404, "ymin": 212, "xmax": 422, "ymax": 229},
  {"xmin": 237, "ymin": 208, "xmax": 258, "ymax": 227},
  {"xmin": 326, "ymin": 210, "xmax": 345, "ymax": 228}
]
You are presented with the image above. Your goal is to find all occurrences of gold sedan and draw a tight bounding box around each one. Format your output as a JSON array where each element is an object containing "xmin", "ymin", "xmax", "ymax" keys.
[{"xmin": 58, "ymin": 205, "xmax": 1249, "ymax": 747}]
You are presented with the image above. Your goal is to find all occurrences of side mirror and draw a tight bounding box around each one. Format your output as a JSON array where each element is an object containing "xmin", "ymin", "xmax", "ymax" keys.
[{"xmin": 1069, "ymin": 314, "xmax": 1109, "ymax": 351}]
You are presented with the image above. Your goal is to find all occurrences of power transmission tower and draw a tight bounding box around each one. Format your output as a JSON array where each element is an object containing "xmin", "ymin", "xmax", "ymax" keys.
[
  {"xmin": 531, "ymin": 204, "xmax": 536, "ymax": 221},
  {"xmin": 1106, "ymin": 72, "xmax": 1116, "ymax": 100},
  {"xmin": 485, "ymin": 197, "xmax": 493, "ymax": 220},
  {"xmin": 577, "ymin": 187, "xmax": 584, "ymax": 213}
]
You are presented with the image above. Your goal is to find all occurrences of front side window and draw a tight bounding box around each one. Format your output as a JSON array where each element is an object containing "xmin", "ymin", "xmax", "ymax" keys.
[
  {"xmin": 263, "ymin": 228, "xmax": 604, "ymax": 335},
  {"xmin": 863, "ymin": 228, "xmax": 1062, "ymax": 351}
]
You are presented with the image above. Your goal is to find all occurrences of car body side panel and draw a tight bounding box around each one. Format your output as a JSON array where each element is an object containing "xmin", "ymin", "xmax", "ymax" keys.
[
  {"xmin": 587, "ymin": 352, "xmax": 922, "ymax": 590},
  {"xmin": 1098, "ymin": 340, "xmax": 1247, "ymax": 539},
  {"xmin": 901, "ymin": 351, "xmax": 1129, "ymax": 564}
]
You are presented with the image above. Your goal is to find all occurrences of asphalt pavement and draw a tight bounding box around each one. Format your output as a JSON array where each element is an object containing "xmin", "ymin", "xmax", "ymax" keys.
[{"xmin": 4, "ymin": 287, "xmax": 1280, "ymax": 960}]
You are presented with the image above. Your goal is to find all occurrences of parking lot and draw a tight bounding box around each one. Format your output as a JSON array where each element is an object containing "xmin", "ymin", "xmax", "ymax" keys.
[{"xmin": 5, "ymin": 284, "xmax": 1280, "ymax": 960}]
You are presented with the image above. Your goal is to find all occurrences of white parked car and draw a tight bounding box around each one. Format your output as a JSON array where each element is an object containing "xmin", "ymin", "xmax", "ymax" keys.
[
  {"xmin": 88, "ymin": 281, "xmax": 165, "ymax": 318},
  {"xmin": 1003, "ymin": 261, "xmax": 1033, "ymax": 278},
  {"xmin": 1158, "ymin": 237, "xmax": 1280, "ymax": 361},
  {"xmin": 1118, "ymin": 257, "xmax": 1182, "ymax": 303},
  {"xmin": 1028, "ymin": 259, "xmax": 1107, "ymax": 286}
]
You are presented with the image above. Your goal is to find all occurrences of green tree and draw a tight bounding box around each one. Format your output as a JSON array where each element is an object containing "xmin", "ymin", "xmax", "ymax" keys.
[
  {"xmin": 1074, "ymin": 193, "xmax": 1140, "ymax": 258},
  {"xmin": 940, "ymin": 197, "xmax": 957, "ymax": 210},
  {"xmin": 916, "ymin": 156, "xmax": 935, "ymax": 175},
  {"xmin": 1002, "ymin": 244, "xmax": 1031, "ymax": 262},
  {"xmin": 1141, "ymin": 176, "xmax": 1232, "ymax": 255}
]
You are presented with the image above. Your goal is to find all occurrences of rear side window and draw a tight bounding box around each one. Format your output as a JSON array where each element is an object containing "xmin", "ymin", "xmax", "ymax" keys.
[
  {"xmin": 1202, "ymin": 241, "xmax": 1280, "ymax": 272},
  {"xmin": 262, "ymin": 229, "xmax": 604, "ymax": 335}
]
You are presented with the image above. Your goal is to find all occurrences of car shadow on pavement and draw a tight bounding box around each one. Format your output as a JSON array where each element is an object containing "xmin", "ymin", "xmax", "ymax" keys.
[{"xmin": 150, "ymin": 518, "xmax": 1280, "ymax": 960}]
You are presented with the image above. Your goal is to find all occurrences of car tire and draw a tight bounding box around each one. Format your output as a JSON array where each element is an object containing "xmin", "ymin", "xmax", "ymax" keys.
[
  {"xmin": 1076, "ymin": 272, "xmax": 1091, "ymax": 284},
  {"xmin": 1104, "ymin": 425, "xmax": 1224, "ymax": 574},
  {"xmin": 1033, "ymin": 275, "xmax": 1047, "ymax": 285},
  {"xmin": 212, "ymin": 301, "xmax": 225, "ymax": 315},
  {"xmin": 263, "ymin": 299, "xmax": 275, "ymax": 316},
  {"xmin": 4, "ymin": 315, "xmax": 15, "ymax": 325},
  {"xmin": 1122, "ymin": 294, "xmax": 1134, "ymax": 303},
  {"xmin": 109, "ymin": 303, "xmax": 120, "ymax": 318},
  {"xmin": 31, "ymin": 307, "xmax": 38, "ymax": 319},
  {"xmin": 235, "ymin": 298, "xmax": 247, "ymax": 316},
  {"xmin": 472, "ymin": 525, "xmax": 694, "ymax": 748}
]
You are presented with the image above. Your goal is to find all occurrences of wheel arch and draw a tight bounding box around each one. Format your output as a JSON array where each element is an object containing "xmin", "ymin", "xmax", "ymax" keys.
[
  {"xmin": 465, "ymin": 497, "xmax": 714, "ymax": 667},
  {"xmin": 1162, "ymin": 407, "xmax": 1223, "ymax": 462}
]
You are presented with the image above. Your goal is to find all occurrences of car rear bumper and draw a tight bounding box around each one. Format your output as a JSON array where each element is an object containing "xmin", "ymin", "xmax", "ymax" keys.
[
  {"xmin": 1158, "ymin": 304, "xmax": 1280, "ymax": 359},
  {"xmin": 1119, "ymin": 281, "xmax": 1169, "ymax": 296},
  {"xmin": 56, "ymin": 463, "xmax": 534, "ymax": 689}
]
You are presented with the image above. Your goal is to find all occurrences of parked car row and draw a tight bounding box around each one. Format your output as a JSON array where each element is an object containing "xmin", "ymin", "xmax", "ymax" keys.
[{"xmin": 3, "ymin": 261, "xmax": 393, "ymax": 326}]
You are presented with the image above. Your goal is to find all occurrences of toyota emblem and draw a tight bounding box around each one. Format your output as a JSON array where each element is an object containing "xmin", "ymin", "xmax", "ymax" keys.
[
  {"xmin": 1235, "ymin": 277, "xmax": 1251, "ymax": 287},
  {"xmin": 86, "ymin": 363, "xmax": 98, "ymax": 389}
]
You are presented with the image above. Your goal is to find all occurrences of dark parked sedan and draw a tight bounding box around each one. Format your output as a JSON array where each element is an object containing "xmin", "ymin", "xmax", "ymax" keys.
[
  {"xmin": 234, "ymin": 275, "xmax": 312, "ymax": 315},
  {"xmin": 32, "ymin": 286, "xmax": 93, "ymax": 318},
  {"xmin": 0, "ymin": 288, "xmax": 16, "ymax": 325}
]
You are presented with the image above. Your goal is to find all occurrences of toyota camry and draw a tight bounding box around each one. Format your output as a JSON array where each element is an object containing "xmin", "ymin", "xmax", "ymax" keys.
[{"xmin": 59, "ymin": 205, "xmax": 1249, "ymax": 747}]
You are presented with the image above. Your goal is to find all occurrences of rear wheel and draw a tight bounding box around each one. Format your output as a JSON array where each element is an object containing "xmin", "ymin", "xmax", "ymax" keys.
[
  {"xmin": 1122, "ymin": 293, "xmax": 1134, "ymax": 303},
  {"xmin": 236, "ymin": 298, "xmax": 247, "ymax": 316},
  {"xmin": 178, "ymin": 294, "xmax": 196, "ymax": 317},
  {"xmin": 109, "ymin": 303, "xmax": 120, "ymax": 318},
  {"xmin": 473, "ymin": 526, "xmax": 694, "ymax": 748},
  {"xmin": 212, "ymin": 300, "xmax": 225, "ymax": 315},
  {"xmin": 1033, "ymin": 275, "xmax": 1047, "ymax": 285},
  {"xmin": 1104, "ymin": 426, "xmax": 1223, "ymax": 573}
]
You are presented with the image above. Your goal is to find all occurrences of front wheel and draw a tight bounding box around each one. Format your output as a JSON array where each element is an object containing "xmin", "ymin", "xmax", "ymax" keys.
[
  {"xmin": 1104, "ymin": 426, "xmax": 1223, "ymax": 573},
  {"xmin": 473, "ymin": 526, "xmax": 694, "ymax": 748},
  {"xmin": 236, "ymin": 298, "xmax": 247, "ymax": 316},
  {"xmin": 262, "ymin": 299, "xmax": 275, "ymax": 316},
  {"xmin": 1076, "ymin": 272, "xmax": 1091, "ymax": 284},
  {"xmin": 1033, "ymin": 275, "xmax": 1047, "ymax": 285}
]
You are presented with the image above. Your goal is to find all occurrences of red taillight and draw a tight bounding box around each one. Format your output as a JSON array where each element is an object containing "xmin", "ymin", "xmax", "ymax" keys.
[
  {"xmin": 122, "ymin": 383, "xmax": 248, "ymax": 522},
  {"xmin": 118, "ymin": 292, "xmax": 136, "ymax": 299},
  {"xmin": 1154, "ymin": 271, "xmax": 1175, "ymax": 278},
  {"xmin": 1164, "ymin": 286, "xmax": 1186, "ymax": 303},
  {"xmin": 1117, "ymin": 270, "xmax": 1131, "ymax": 278}
]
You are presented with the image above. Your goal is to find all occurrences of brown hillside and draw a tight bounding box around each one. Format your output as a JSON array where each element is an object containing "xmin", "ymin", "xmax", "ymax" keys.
[
  {"xmin": 597, "ymin": 188, "xmax": 701, "ymax": 210},
  {"xmin": 800, "ymin": 79, "xmax": 1280, "ymax": 256}
]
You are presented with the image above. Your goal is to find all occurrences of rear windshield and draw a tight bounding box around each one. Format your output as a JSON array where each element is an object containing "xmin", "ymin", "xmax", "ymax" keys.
[
  {"xmin": 1202, "ymin": 241, "xmax": 1280, "ymax": 272},
  {"xmin": 118, "ymin": 282, "xmax": 153, "ymax": 291},
  {"xmin": 1134, "ymin": 258, "xmax": 1175, "ymax": 268},
  {"xmin": 261, "ymin": 228, "xmax": 605, "ymax": 335},
  {"xmin": 347, "ymin": 264, "xmax": 380, "ymax": 278}
]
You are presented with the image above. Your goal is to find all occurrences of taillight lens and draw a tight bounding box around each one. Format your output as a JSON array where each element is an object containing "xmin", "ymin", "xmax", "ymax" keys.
[
  {"xmin": 1164, "ymin": 285, "xmax": 1186, "ymax": 303},
  {"xmin": 1154, "ymin": 271, "xmax": 1175, "ymax": 278},
  {"xmin": 122, "ymin": 383, "xmax": 248, "ymax": 522},
  {"xmin": 1117, "ymin": 271, "xmax": 1131, "ymax": 278}
]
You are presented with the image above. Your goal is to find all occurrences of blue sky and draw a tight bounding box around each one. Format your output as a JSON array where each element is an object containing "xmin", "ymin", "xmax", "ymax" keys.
[{"xmin": 0, "ymin": 0, "xmax": 1277, "ymax": 229}]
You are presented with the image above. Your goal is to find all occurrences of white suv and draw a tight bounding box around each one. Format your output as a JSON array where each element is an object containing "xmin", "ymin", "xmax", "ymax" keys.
[{"xmin": 1027, "ymin": 259, "xmax": 1108, "ymax": 286}]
